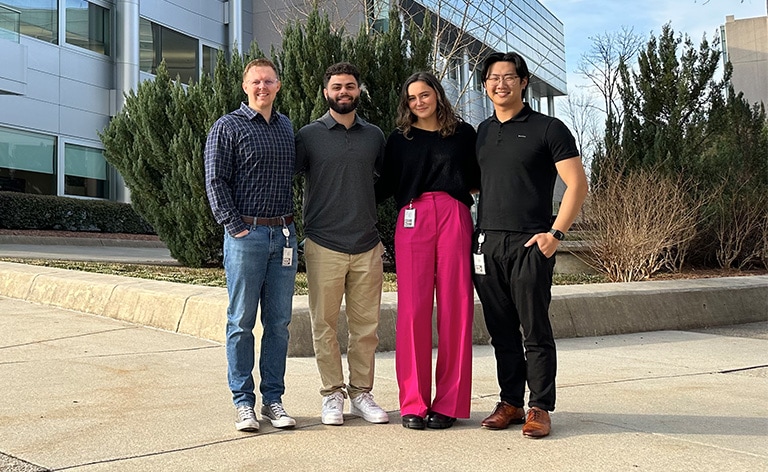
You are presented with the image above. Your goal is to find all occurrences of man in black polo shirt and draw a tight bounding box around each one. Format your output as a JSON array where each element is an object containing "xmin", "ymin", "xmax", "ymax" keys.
[{"xmin": 473, "ymin": 52, "xmax": 588, "ymax": 438}]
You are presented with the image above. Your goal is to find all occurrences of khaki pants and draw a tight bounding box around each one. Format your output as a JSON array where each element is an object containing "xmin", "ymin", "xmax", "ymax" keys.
[{"xmin": 304, "ymin": 238, "xmax": 384, "ymax": 398}]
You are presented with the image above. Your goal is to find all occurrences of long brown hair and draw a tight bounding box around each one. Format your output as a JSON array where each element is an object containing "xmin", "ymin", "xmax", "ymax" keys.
[{"xmin": 395, "ymin": 72, "xmax": 460, "ymax": 139}]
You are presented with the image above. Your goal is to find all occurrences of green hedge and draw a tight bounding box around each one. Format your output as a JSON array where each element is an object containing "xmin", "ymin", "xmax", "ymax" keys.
[{"xmin": 0, "ymin": 191, "xmax": 154, "ymax": 234}]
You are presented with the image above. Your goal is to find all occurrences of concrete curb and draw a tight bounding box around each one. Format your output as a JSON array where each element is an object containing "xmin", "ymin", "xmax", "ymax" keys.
[{"xmin": 0, "ymin": 261, "xmax": 765, "ymax": 356}]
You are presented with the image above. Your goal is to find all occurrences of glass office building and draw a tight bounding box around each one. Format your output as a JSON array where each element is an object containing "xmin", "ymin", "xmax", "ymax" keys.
[
  {"xmin": 253, "ymin": 0, "xmax": 567, "ymax": 125},
  {"xmin": 0, "ymin": 0, "xmax": 251, "ymax": 202},
  {"xmin": 395, "ymin": 0, "xmax": 566, "ymax": 125},
  {"xmin": 0, "ymin": 0, "xmax": 567, "ymax": 203}
]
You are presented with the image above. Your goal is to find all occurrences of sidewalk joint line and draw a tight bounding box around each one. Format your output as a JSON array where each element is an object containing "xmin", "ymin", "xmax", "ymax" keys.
[
  {"xmin": 0, "ymin": 327, "xmax": 137, "ymax": 350},
  {"xmin": 719, "ymin": 364, "xmax": 768, "ymax": 373}
]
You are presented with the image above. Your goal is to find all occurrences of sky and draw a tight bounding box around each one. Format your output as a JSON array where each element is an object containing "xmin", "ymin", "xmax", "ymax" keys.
[{"xmin": 538, "ymin": 0, "xmax": 768, "ymax": 92}]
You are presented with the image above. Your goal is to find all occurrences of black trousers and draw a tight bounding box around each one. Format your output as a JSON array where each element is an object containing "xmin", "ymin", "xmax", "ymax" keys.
[{"xmin": 472, "ymin": 230, "xmax": 557, "ymax": 411}]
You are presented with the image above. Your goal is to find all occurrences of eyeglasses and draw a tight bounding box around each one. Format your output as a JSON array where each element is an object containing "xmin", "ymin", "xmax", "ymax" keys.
[
  {"xmin": 248, "ymin": 79, "xmax": 278, "ymax": 87},
  {"xmin": 485, "ymin": 74, "xmax": 520, "ymax": 85}
]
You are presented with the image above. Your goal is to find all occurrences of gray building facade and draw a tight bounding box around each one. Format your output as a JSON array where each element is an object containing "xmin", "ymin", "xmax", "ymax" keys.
[
  {"xmin": 722, "ymin": 8, "xmax": 768, "ymax": 108},
  {"xmin": 1, "ymin": 0, "xmax": 567, "ymax": 203},
  {"xmin": 0, "ymin": 0, "xmax": 251, "ymax": 202}
]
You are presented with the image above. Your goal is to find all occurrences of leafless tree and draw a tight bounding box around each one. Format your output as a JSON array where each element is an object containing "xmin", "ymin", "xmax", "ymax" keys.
[
  {"xmin": 259, "ymin": 0, "xmax": 367, "ymax": 36},
  {"xmin": 259, "ymin": 0, "xmax": 563, "ymax": 116},
  {"xmin": 576, "ymin": 27, "xmax": 644, "ymax": 123},
  {"xmin": 557, "ymin": 89, "xmax": 601, "ymax": 172}
]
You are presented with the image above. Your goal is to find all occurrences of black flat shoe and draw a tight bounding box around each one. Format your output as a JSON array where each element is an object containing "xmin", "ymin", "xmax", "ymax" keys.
[
  {"xmin": 401, "ymin": 414, "xmax": 425, "ymax": 430},
  {"xmin": 426, "ymin": 412, "xmax": 456, "ymax": 429}
]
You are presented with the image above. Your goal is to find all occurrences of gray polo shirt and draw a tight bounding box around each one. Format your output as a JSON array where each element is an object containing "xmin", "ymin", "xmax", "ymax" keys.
[{"xmin": 295, "ymin": 111, "xmax": 385, "ymax": 254}]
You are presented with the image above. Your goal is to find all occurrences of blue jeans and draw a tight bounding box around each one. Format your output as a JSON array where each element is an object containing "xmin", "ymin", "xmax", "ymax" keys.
[{"xmin": 223, "ymin": 222, "xmax": 298, "ymax": 407}]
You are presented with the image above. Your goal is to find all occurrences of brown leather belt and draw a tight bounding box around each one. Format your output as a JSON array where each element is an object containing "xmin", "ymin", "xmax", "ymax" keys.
[{"xmin": 242, "ymin": 215, "xmax": 293, "ymax": 226}]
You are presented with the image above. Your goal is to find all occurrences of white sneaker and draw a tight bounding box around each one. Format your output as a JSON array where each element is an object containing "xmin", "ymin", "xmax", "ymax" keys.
[
  {"xmin": 350, "ymin": 392, "xmax": 389, "ymax": 424},
  {"xmin": 260, "ymin": 402, "xmax": 296, "ymax": 429},
  {"xmin": 235, "ymin": 405, "xmax": 260, "ymax": 432},
  {"xmin": 321, "ymin": 391, "xmax": 345, "ymax": 425}
]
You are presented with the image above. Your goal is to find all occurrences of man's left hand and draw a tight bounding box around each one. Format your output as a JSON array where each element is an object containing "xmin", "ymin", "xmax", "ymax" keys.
[{"xmin": 524, "ymin": 232, "xmax": 559, "ymax": 258}]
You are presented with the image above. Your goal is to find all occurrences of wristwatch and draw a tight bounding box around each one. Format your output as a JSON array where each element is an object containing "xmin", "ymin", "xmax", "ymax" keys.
[{"xmin": 548, "ymin": 229, "xmax": 565, "ymax": 241}]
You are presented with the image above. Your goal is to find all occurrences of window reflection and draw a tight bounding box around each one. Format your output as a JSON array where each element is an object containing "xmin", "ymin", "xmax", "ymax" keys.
[
  {"xmin": 0, "ymin": 126, "xmax": 56, "ymax": 195},
  {"xmin": 1, "ymin": 0, "xmax": 57, "ymax": 43},
  {"xmin": 65, "ymin": 0, "xmax": 110, "ymax": 55},
  {"xmin": 64, "ymin": 143, "xmax": 109, "ymax": 198},
  {"xmin": 139, "ymin": 17, "xmax": 198, "ymax": 84},
  {"xmin": 202, "ymin": 45, "xmax": 219, "ymax": 78}
]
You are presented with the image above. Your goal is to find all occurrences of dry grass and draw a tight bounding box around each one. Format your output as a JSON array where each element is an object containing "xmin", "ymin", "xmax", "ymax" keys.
[
  {"xmin": 0, "ymin": 258, "xmax": 607, "ymax": 293},
  {"xmin": 0, "ymin": 258, "xmax": 400, "ymax": 295}
]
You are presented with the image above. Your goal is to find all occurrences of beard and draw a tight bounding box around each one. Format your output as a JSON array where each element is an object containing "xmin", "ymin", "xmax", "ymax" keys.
[{"xmin": 327, "ymin": 94, "xmax": 359, "ymax": 114}]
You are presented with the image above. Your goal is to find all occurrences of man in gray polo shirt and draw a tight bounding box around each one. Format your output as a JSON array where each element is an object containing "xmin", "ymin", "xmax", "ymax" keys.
[{"xmin": 295, "ymin": 62, "xmax": 389, "ymax": 426}]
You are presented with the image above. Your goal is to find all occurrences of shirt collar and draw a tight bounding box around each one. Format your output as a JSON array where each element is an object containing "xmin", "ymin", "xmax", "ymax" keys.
[
  {"xmin": 492, "ymin": 103, "xmax": 532, "ymax": 124},
  {"xmin": 318, "ymin": 110, "xmax": 365, "ymax": 130},
  {"xmin": 235, "ymin": 102, "xmax": 280, "ymax": 123}
]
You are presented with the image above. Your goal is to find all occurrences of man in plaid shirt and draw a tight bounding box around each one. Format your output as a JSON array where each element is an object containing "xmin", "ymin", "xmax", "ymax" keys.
[{"xmin": 205, "ymin": 58, "xmax": 298, "ymax": 432}]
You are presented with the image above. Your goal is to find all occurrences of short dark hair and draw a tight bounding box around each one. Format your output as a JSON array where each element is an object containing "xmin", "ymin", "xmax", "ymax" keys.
[
  {"xmin": 481, "ymin": 52, "xmax": 529, "ymax": 98},
  {"xmin": 323, "ymin": 62, "xmax": 360, "ymax": 88}
]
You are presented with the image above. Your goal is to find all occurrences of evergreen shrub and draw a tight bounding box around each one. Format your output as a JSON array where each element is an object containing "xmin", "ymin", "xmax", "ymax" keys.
[{"xmin": 0, "ymin": 191, "xmax": 153, "ymax": 233}]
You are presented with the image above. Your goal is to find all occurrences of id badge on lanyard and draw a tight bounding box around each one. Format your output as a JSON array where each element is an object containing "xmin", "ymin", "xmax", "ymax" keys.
[
  {"xmin": 403, "ymin": 200, "xmax": 416, "ymax": 228},
  {"xmin": 473, "ymin": 232, "xmax": 486, "ymax": 275},
  {"xmin": 281, "ymin": 226, "xmax": 293, "ymax": 266}
]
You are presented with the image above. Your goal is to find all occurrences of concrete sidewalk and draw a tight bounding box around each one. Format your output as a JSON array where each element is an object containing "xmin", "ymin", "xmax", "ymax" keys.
[
  {"xmin": 1, "ymin": 234, "xmax": 767, "ymax": 470},
  {"xmin": 2, "ymin": 296, "xmax": 767, "ymax": 471}
]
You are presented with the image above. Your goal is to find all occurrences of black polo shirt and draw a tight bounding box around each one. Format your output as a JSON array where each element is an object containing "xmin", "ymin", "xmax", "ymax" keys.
[{"xmin": 476, "ymin": 104, "xmax": 579, "ymax": 233}]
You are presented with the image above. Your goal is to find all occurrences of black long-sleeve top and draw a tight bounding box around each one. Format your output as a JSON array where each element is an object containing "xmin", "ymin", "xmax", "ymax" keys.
[{"xmin": 376, "ymin": 121, "xmax": 480, "ymax": 210}]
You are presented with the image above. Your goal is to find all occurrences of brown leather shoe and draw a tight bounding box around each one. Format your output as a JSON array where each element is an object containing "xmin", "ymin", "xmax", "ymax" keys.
[
  {"xmin": 522, "ymin": 407, "xmax": 551, "ymax": 438},
  {"xmin": 481, "ymin": 401, "xmax": 525, "ymax": 430}
]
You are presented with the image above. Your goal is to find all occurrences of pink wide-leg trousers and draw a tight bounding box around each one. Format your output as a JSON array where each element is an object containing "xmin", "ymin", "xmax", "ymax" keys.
[{"xmin": 395, "ymin": 191, "xmax": 474, "ymax": 418}]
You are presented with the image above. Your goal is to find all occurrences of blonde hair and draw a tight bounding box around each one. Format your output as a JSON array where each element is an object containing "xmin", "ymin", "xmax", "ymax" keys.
[{"xmin": 242, "ymin": 58, "xmax": 279, "ymax": 81}]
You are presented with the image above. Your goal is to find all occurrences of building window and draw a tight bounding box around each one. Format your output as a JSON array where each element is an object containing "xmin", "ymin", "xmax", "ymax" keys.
[
  {"xmin": 0, "ymin": 3, "xmax": 21, "ymax": 42},
  {"xmin": 529, "ymin": 95, "xmax": 540, "ymax": 112},
  {"xmin": 366, "ymin": 0, "xmax": 389, "ymax": 32},
  {"xmin": 1, "ymin": 0, "xmax": 57, "ymax": 43},
  {"xmin": 139, "ymin": 17, "xmax": 198, "ymax": 84},
  {"xmin": 472, "ymin": 69, "xmax": 484, "ymax": 92},
  {"xmin": 202, "ymin": 45, "xmax": 218, "ymax": 78},
  {"xmin": 64, "ymin": 143, "xmax": 108, "ymax": 198},
  {"xmin": 448, "ymin": 58, "xmax": 461, "ymax": 81},
  {"xmin": 0, "ymin": 126, "xmax": 56, "ymax": 195},
  {"xmin": 139, "ymin": 18, "xmax": 154, "ymax": 72},
  {"xmin": 65, "ymin": 0, "xmax": 110, "ymax": 55}
]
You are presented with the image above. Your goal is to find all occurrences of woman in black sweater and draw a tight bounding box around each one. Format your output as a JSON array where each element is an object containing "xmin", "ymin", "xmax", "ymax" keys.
[{"xmin": 377, "ymin": 72, "xmax": 480, "ymax": 430}]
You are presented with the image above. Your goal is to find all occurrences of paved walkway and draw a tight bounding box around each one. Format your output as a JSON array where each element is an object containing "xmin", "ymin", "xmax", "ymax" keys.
[
  {"xmin": 1, "ymin": 234, "xmax": 767, "ymax": 470},
  {"xmin": 2, "ymin": 296, "xmax": 767, "ymax": 471}
]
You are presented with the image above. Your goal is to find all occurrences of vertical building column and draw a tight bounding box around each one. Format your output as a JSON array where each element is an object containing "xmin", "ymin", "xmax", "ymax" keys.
[
  {"xmin": 114, "ymin": 0, "xmax": 140, "ymax": 203},
  {"xmin": 461, "ymin": 48, "xmax": 471, "ymax": 118},
  {"xmin": 115, "ymin": 0, "xmax": 139, "ymax": 112},
  {"xmin": 547, "ymin": 92, "xmax": 555, "ymax": 117},
  {"xmin": 228, "ymin": 0, "xmax": 242, "ymax": 55}
]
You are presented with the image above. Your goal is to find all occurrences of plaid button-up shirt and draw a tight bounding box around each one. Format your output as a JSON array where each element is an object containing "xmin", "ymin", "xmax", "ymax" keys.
[{"xmin": 204, "ymin": 103, "xmax": 295, "ymax": 236}]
